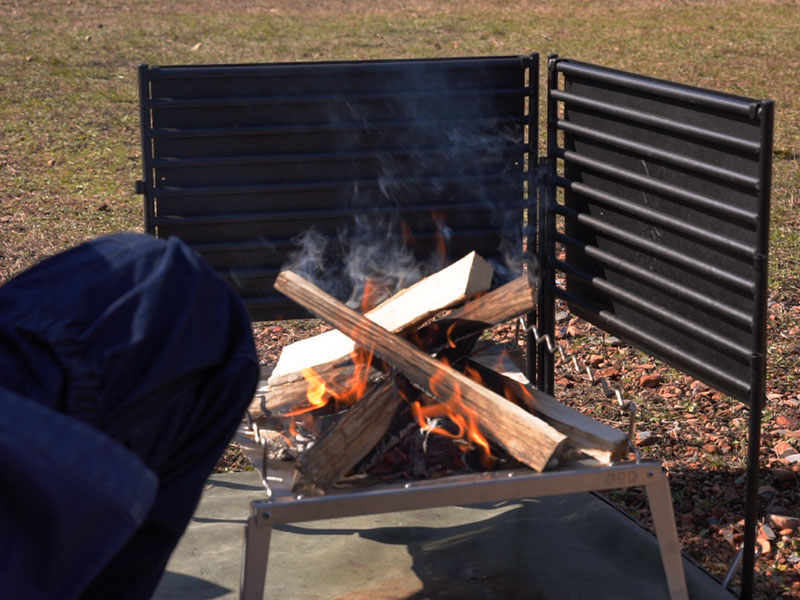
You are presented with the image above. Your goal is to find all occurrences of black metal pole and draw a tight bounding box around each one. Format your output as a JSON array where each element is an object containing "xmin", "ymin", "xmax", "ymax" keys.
[
  {"xmin": 536, "ymin": 54, "xmax": 559, "ymax": 396},
  {"xmin": 525, "ymin": 52, "xmax": 540, "ymax": 385},
  {"xmin": 740, "ymin": 99, "xmax": 774, "ymax": 600},
  {"xmin": 137, "ymin": 64, "xmax": 155, "ymax": 235}
]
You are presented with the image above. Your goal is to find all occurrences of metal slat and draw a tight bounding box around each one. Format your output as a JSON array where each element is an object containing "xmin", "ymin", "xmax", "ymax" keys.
[
  {"xmin": 149, "ymin": 143, "xmax": 528, "ymax": 169},
  {"xmin": 553, "ymin": 231, "xmax": 753, "ymax": 329},
  {"xmin": 151, "ymin": 172, "xmax": 527, "ymax": 198},
  {"xmin": 153, "ymin": 199, "xmax": 527, "ymax": 225},
  {"xmin": 554, "ymin": 258, "xmax": 752, "ymax": 361},
  {"xmin": 553, "ymin": 204, "xmax": 756, "ymax": 295},
  {"xmin": 550, "ymin": 90, "xmax": 761, "ymax": 154},
  {"xmin": 555, "ymin": 60, "xmax": 760, "ymax": 118},
  {"xmin": 188, "ymin": 228, "xmax": 506, "ymax": 254},
  {"xmin": 146, "ymin": 87, "xmax": 531, "ymax": 108},
  {"xmin": 556, "ymin": 177, "xmax": 757, "ymax": 258},
  {"xmin": 557, "ymin": 150, "xmax": 758, "ymax": 224},
  {"xmin": 557, "ymin": 120, "xmax": 760, "ymax": 189},
  {"xmin": 148, "ymin": 116, "xmax": 528, "ymax": 139},
  {"xmin": 146, "ymin": 55, "xmax": 532, "ymax": 80}
]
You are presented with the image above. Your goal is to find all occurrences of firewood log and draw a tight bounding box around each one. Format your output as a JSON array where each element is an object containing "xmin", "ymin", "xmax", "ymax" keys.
[{"xmin": 274, "ymin": 269, "xmax": 566, "ymax": 472}]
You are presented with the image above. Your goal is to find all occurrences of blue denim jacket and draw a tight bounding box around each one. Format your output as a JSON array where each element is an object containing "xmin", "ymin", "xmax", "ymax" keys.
[
  {"xmin": 0, "ymin": 233, "xmax": 258, "ymax": 599},
  {"xmin": 0, "ymin": 386, "xmax": 157, "ymax": 599}
]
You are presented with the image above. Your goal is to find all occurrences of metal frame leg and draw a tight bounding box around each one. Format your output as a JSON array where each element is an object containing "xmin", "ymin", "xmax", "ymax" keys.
[
  {"xmin": 240, "ymin": 508, "xmax": 272, "ymax": 600},
  {"xmin": 239, "ymin": 462, "xmax": 689, "ymax": 600},
  {"xmin": 646, "ymin": 468, "xmax": 689, "ymax": 600}
]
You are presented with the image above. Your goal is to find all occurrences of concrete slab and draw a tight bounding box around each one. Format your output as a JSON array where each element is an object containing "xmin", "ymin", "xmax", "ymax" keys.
[{"xmin": 153, "ymin": 470, "xmax": 734, "ymax": 600}]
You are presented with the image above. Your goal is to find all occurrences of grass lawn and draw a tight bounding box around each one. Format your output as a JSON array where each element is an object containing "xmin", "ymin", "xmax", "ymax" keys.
[{"xmin": 2, "ymin": 1, "xmax": 799, "ymax": 597}]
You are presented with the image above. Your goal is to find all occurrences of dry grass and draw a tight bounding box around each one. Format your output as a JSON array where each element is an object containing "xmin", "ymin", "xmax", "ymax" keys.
[{"xmin": 2, "ymin": 0, "xmax": 797, "ymax": 281}]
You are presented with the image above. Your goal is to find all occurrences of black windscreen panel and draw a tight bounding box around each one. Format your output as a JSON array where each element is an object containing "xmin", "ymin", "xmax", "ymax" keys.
[
  {"xmin": 548, "ymin": 58, "xmax": 773, "ymax": 404},
  {"xmin": 138, "ymin": 56, "xmax": 535, "ymax": 320}
]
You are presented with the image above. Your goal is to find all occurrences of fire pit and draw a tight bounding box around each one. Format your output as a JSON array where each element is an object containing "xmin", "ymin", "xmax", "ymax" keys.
[{"xmin": 137, "ymin": 53, "xmax": 773, "ymax": 600}]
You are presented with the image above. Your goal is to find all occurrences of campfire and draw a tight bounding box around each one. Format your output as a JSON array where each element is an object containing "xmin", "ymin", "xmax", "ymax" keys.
[{"xmin": 247, "ymin": 252, "xmax": 629, "ymax": 496}]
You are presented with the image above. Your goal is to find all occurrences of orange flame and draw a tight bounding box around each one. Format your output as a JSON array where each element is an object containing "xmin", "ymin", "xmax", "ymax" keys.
[
  {"xmin": 282, "ymin": 367, "xmax": 334, "ymax": 424},
  {"xmin": 336, "ymin": 346, "xmax": 374, "ymax": 408},
  {"xmin": 412, "ymin": 358, "xmax": 493, "ymax": 462},
  {"xmin": 432, "ymin": 211, "xmax": 448, "ymax": 267},
  {"xmin": 279, "ymin": 280, "xmax": 380, "ymax": 435},
  {"xmin": 445, "ymin": 322, "xmax": 458, "ymax": 349},
  {"xmin": 462, "ymin": 363, "xmax": 483, "ymax": 386},
  {"xmin": 360, "ymin": 278, "xmax": 381, "ymax": 313},
  {"xmin": 284, "ymin": 335, "xmax": 376, "ymax": 426},
  {"xmin": 461, "ymin": 364, "xmax": 492, "ymax": 458}
]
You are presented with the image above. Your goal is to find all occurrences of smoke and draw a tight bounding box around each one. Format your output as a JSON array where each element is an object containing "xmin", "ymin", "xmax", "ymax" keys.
[
  {"xmin": 284, "ymin": 216, "xmax": 429, "ymax": 311},
  {"xmin": 281, "ymin": 58, "xmax": 539, "ymax": 304},
  {"xmin": 341, "ymin": 215, "xmax": 426, "ymax": 309}
]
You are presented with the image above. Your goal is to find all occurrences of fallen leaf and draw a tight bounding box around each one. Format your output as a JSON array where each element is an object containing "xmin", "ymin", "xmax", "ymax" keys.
[
  {"xmin": 640, "ymin": 373, "xmax": 661, "ymax": 388},
  {"xmin": 659, "ymin": 385, "xmax": 680, "ymax": 398},
  {"xmin": 760, "ymin": 523, "xmax": 776, "ymax": 539},
  {"xmin": 756, "ymin": 536, "xmax": 771, "ymax": 555},
  {"xmin": 776, "ymin": 415, "xmax": 798, "ymax": 429},
  {"xmin": 774, "ymin": 440, "xmax": 799, "ymax": 459},
  {"xmin": 191, "ymin": 42, "xmax": 202, "ymax": 51},
  {"xmin": 555, "ymin": 377, "xmax": 573, "ymax": 388},
  {"xmin": 599, "ymin": 366, "xmax": 619, "ymax": 378}
]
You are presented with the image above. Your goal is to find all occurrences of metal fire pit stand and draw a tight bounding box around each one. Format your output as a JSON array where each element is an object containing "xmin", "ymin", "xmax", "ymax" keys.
[{"xmin": 240, "ymin": 460, "xmax": 689, "ymax": 600}]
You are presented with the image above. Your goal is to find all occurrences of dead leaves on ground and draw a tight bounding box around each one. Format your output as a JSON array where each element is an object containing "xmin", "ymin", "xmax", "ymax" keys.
[{"xmin": 550, "ymin": 301, "xmax": 800, "ymax": 598}]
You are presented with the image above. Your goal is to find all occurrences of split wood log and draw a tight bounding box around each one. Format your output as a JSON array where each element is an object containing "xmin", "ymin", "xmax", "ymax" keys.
[
  {"xmin": 410, "ymin": 273, "xmax": 537, "ymax": 353},
  {"xmin": 249, "ymin": 362, "xmax": 384, "ymax": 418},
  {"xmin": 252, "ymin": 272, "xmax": 536, "ymax": 419},
  {"xmin": 444, "ymin": 272, "xmax": 536, "ymax": 324},
  {"xmin": 268, "ymin": 251, "xmax": 493, "ymax": 383},
  {"xmin": 292, "ymin": 376, "xmax": 409, "ymax": 494},
  {"xmin": 274, "ymin": 270, "xmax": 566, "ymax": 472},
  {"xmin": 467, "ymin": 345, "xmax": 629, "ymax": 463}
]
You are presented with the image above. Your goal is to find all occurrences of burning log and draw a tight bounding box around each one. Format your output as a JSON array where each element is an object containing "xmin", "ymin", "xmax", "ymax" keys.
[
  {"xmin": 443, "ymin": 272, "xmax": 536, "ymax": 325},
  {"xmin": 274, "ymin": 269, "xmax": 567, "ymax": 472},
  {"xmin": 292, "ymin": 376, "xmax": 411, "ymax": 494},
  {"xmin": 250, "ymin": 271, "xmax": 537, "ymax": 420},
  {"xmin": 267, "ymin": 251, "xmax": 493, "ymax": 383},
  {"xmin": 411, "ymin": 273, "xmax": 537, "ymax": 353},
  {"xmin": 253, "ymin": 362, "xmax": 384, "ymax": 417},
  {"xmin": 467, "ymin": 346, "xmax": 629, "ymax": 463}
]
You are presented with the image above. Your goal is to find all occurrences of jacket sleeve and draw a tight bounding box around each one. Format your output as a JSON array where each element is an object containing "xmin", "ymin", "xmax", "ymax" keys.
[{"xmin": 0, "ymin": 386, "xmax": 158, "ymax": 600}]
